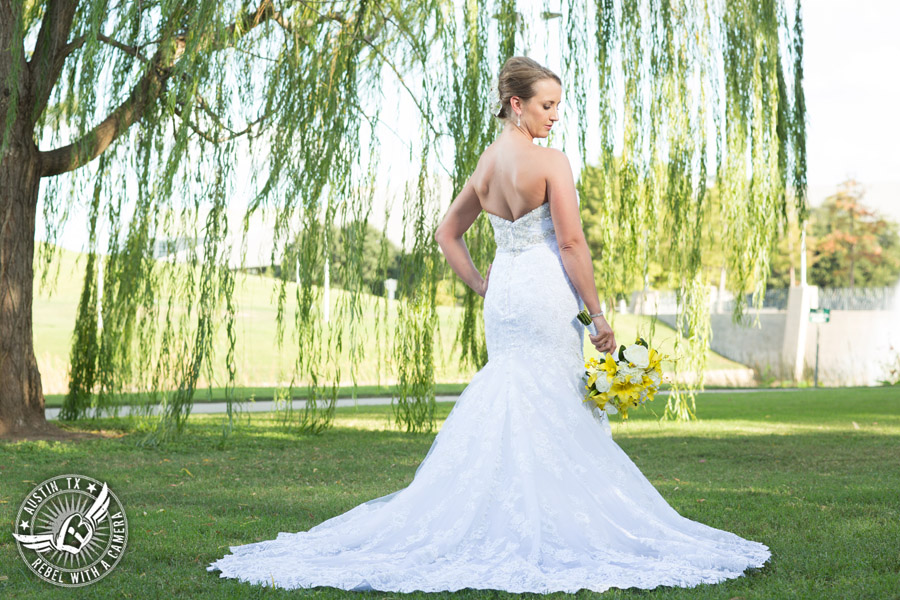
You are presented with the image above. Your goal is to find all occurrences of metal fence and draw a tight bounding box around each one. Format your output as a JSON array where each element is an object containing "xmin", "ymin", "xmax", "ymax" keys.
[
  {"xmin": 650, "ymin": 287, "xmax": 790, "ymax": 314},
  {"xmin": 638, "ymin": 285, "xmax": 898, "ymax": 314},
  {"xmin": 818, "ymin": 286, "xmax": 898, "ymax": 311},
  {"xmin": 718, "ymin": 288, "xmax": 790, "ymax": 312}
]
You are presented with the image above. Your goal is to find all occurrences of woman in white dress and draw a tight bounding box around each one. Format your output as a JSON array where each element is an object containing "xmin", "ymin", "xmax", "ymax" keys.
[{"xmin": 208, "ymin": 56, "xmax": 771, "ymax": 594}]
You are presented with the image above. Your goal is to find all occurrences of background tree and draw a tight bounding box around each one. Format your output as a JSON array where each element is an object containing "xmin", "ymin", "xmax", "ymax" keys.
[
  {"xmin": 765, "ymin": 212, "xmax": 803, "ymax": 288},
  {"xmin": 807, "ymin": 179, "xmax": 900, "ymax": 289},
  {"xmin": 581, "ymin": 160, "xmax": 734, "ymax": 297},
  {"xmin": 280, "ymin": 220, "xmax": 402, "ymax": 297}
]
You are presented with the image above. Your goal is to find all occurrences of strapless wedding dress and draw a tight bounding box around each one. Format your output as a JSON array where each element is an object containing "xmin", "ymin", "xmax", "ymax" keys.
[{"xmin": 208, "ymin": 200, "xmax": 771, "ymax": 593}]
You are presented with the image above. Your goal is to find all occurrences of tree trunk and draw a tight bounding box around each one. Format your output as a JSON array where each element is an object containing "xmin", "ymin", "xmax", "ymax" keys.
[{"xmin": 0, "ymin": 121, "xmax": 50, "ymax": 437}]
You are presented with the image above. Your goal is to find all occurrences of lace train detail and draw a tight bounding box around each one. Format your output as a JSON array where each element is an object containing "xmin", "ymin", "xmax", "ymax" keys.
[{"xmin": 208, "ymin": 198, "xmax": 771, "ymax": 593}]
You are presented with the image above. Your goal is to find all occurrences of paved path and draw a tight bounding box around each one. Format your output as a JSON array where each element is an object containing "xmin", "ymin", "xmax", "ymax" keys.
[
  {"xmin": 43, "ymin": 396, "xmax": 425, "ymax": 421},
  {"xmin": 44, "ymin": 388, "xmax": 799, "ymax": 421}
]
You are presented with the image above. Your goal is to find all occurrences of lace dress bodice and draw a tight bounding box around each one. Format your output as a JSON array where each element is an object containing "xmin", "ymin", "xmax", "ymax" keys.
[
  {"xmin": 483, "ymin": 200, "xmax": 586, "ymax": 385},
  {"xmin": 487, "ymin": 201, "xmax": 557, "ymax": 254}
]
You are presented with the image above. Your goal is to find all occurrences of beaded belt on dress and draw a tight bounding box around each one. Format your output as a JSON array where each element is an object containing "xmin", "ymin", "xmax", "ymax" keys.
[
  {"xmin": 494, "ymin": 229, "xmax": 557, "ymax": 256},
  {"xmin": 488, "ymin": 203, "xmax": 557, "ymax": 256}
]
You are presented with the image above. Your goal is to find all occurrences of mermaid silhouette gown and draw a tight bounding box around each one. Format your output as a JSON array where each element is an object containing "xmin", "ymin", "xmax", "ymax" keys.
[{"xmin": 208, "ymin": 200, "xmax": 771, "ymax": 593}]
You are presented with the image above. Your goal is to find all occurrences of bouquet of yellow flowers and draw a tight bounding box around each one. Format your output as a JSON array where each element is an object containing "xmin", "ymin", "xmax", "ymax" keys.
[{"xmin": 576, "ymin": 307, "xmax": 665, "ymax": 419}]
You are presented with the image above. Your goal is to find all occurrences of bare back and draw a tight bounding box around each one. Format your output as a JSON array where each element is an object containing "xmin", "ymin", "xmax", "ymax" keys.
[{"xmin": 470, "ymin": 139, "xmax": 550, "ymax": 222}]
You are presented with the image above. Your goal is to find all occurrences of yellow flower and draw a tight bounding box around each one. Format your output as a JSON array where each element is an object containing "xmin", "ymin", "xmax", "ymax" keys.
[
  {"xmin": 584, "ymin": 391, "xmax": 610, "ymax": 410},
  {"xmin": 599, "ymin": 353, "xmax": 618, "ymax": 376},
  {"xmin": 611, "ymin": 380, "xmax": 642, "ymax": 405},
  {"xmin": 648, "ymin": 348, "xmax": 663, "ymax": 370}
]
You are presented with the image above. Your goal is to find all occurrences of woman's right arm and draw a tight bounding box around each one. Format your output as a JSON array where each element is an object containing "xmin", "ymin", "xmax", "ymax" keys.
[{"xmin": 545, "ymin": 149, "xmax": 617, "ymax": 354}]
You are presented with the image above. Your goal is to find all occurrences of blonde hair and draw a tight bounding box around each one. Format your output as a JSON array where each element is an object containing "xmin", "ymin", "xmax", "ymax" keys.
[{"xmin": 496, "ymin": 56, "xmax": 561, "ymax": 121}]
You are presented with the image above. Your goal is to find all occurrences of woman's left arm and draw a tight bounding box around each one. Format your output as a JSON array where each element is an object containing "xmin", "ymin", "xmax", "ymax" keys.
[{"xmin": 434, "ymin": 178, "xmax": 491, "ymax": 297}]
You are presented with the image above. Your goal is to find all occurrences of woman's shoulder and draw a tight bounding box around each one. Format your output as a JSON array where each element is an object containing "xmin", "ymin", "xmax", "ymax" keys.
[
  {"xmin": 537, "ymin": 145, "xmax": 568, "ymax": 163},
  {"xmin": 528, "ymin": 146, "xmax": 570, "ymax": 184},
  {"xmin": 479, "ymin": 142, "xmax": 566, "ymax": 167},
  {"xmin": 521, "ymin": 144, "xmax": 569, "ymax": 170},
  {"xmin": 472, "ymin": 142, "xmax": 567, "ymax": 189}
]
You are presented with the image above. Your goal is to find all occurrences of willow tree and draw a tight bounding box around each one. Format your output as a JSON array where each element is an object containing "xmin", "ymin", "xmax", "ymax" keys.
[
  {"xmin": 0, "ymin": 0, "xmax": 806, "ymax": 439},
  {"xmin": 571, "ymin": 0, "xmax": 807, "ymax": 419},
  {"xmin": 0, "ymin": 0, "xmax": 420, "ymax": 438},
  {"xmin": 441, "ymin": 0, "xmax": 807, "ymax": 421}
]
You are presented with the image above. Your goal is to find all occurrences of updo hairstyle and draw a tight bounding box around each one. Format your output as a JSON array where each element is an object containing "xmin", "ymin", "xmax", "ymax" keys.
[{"xmin": 495, "ymin": 56, "xmax": 561, "ymax": 121}]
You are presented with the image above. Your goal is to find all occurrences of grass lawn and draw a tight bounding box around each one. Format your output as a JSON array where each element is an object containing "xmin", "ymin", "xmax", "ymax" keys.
[{"xmin": 2, "ymin": 386, "xmax": 899, "ymax": 598}]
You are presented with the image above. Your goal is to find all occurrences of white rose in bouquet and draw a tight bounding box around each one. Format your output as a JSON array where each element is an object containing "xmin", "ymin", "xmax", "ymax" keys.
[
  {"xmin": 594, "ymin": 373, "xmax": 612, "ymax": 393},
  {"xmin": 619, "ymin": 363, "xmax": 645, "ymax": 384},
  {"xmin": 622, "ymin": 343, "xmax": 650, "ymax": 369}
]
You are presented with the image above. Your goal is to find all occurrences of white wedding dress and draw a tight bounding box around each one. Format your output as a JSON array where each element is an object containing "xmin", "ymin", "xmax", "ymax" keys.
[{"xmin": 208, "ymin": 200, "xmax": 771, "ymax": 593}]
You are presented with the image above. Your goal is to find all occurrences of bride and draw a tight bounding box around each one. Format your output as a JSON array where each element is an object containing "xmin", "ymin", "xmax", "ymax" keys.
[{"xmin": 208, "ymin": 56, "xmax": 771, "ymax": 594}]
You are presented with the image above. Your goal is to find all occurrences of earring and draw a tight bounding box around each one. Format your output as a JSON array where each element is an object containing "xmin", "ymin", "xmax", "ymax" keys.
[{"xmin": 517, "ymin": 112, "xmax": 521, "ymax": 127}]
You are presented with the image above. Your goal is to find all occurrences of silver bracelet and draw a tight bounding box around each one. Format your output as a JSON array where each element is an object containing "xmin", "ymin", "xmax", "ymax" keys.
[{"xmin": 589, "ymin": 311, "xmax": 604, "ymax": 318}]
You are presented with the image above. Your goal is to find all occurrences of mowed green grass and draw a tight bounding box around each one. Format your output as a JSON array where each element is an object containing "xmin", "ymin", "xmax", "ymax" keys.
[
  {"xmin": 34, "ymin": 242, "xmax": 744, "ymax": 397},
  {"xmin": 1, "ymin": 387, "xmax": 899, "ymax": 599}
]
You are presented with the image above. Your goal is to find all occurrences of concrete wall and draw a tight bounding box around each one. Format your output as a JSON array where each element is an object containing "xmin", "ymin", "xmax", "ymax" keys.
[
  {"xmin": 657, "ymin": 312, "xmax": 788, "ymax": 377},
  {"xmin": 658, "ymin": 308, "xmax": 900, "ymax": 385},
  {"xmin": 803, "ymin": 310, "xmax": 900, "ymax": 386}
]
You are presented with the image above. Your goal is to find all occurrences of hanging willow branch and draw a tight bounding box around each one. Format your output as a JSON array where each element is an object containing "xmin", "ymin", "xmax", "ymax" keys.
[
  {"xmin": 569, "ymin": 0, "xmax": 805, "ymax": 419},
  {"xmin": 2, "ymin": 0, "xmax": 807, "ymax": 440}
]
